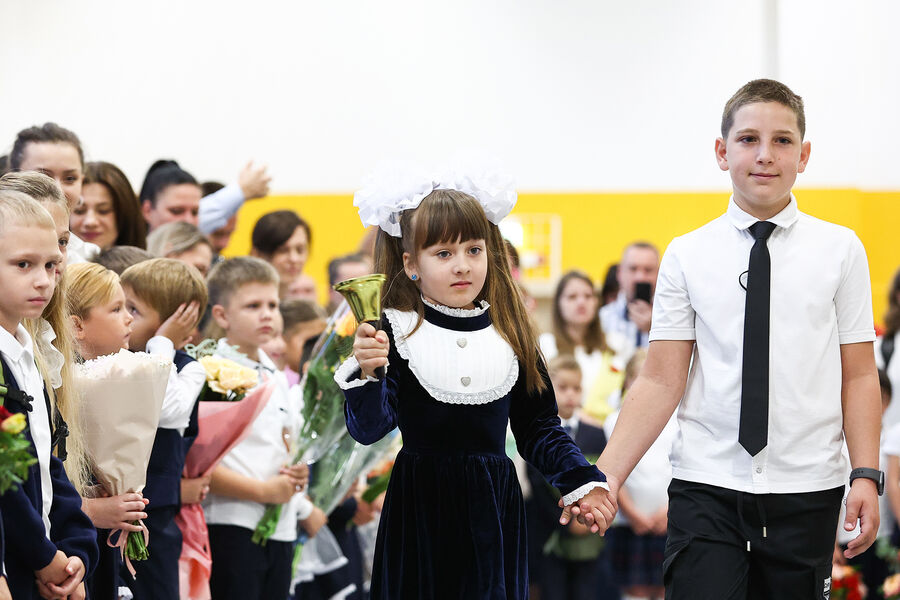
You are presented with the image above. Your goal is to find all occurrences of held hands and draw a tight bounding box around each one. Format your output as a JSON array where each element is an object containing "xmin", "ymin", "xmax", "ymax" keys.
[
  {"xmin": 155, "ymin": 302, "xmax": 200, "ymax": 349},
  {"xmin": 559, "ymin": 474, "xmax": 621, "ymax": 535},
  {"xmin": 354, "ymin": 323, "xmax": 389, "ymax": 379},
  {"xmin": 35, "ymin": 551, "xmax": 85, "ymax": 599},
  {"xmin": 843, "ymin": 478, "xmax": 880, "ymax": 559},
  {"xmin": 83, "ymin": 492, "xmax": 149, "ymax": 532},
  {"xmin": 238, "ymin": 161, "xmax": 271, "ymax": 200}
]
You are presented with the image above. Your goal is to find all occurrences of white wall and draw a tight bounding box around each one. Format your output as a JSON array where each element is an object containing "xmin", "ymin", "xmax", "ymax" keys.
[{"xmin": 0, "ymin": 1, "xmax": 895, "ymax": 192}]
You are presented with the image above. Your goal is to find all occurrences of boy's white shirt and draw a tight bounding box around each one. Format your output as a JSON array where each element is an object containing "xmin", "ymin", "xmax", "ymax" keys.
[
  {"xmin": 202, "ymin": 339, "xmax": 313, "ymax": 541},
  {"xmin": 0, "ymin": 325, "xmax": 53, "ymax": 538},
  {"xmin": 651, "ymin": 196, "xmax": 876, "ymax": 494},
  {"xmin": 145, "ymin": 335, "xmax": 206, "ymax": 433}
]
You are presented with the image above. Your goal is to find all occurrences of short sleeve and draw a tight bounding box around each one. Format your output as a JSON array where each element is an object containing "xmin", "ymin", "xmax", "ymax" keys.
[
  {"xmin": 835, "ymin": 235, "xmax": 876, "ymax": 345},
  {"xmin": 882, "ymin": 422, "xmax": 900, "ymax": 457},
  {"xmin": 649, "ymin": 238, "xmax": 696, "ymax": 341}
]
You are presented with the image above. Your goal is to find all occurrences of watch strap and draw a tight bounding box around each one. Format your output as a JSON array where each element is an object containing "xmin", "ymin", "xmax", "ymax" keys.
[{"xmin": 849, "ymin": 467, "xmax": 884, "ymax": 496}]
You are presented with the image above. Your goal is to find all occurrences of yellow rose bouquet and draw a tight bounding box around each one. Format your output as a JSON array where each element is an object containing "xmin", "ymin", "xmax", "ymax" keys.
[
  {"xmin": 0, "ymin": 399, "xmax": 36, "ymax": 494},
  {"xmin": 196, "ymin": 355, "xmax": 259, "ymax": 403}
]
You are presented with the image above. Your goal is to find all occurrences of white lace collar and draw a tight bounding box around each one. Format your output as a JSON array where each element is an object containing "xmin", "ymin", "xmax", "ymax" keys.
[
  {"xmin": 421, "ymin": 296, "xmax": 490, "ymax": 318},
  {"xmin": 38, "ymin": 319, "xmax": 65, "ymax": 389}
]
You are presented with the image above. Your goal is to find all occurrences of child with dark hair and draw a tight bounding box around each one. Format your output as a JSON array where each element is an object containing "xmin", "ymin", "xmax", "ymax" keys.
[{"xmin": 337, "ymin": 171, "xmax": 611, "ymax": 598}]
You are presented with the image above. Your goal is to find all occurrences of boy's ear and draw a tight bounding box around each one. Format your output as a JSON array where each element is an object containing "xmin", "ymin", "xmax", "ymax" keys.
[
  {"xmin": 797, "ymin": 140, "xmax": 812, "ymax": 173},
  {"xmin": 714, "ymin": 137, "xmax": 729, "ymax": 172},
  {"xmin": 70, "ymin": 314, "xmax": 86, "ymax": 341},
  {"xmin": 402, "ymin": 251, "xmax": 417, "ymax": 281},
  {"xmin": 211, "ymin": 304, "xmax": 229, "ymax": 329}
]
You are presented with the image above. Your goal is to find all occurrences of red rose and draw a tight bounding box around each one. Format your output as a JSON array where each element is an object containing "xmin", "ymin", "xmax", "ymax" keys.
[{"xmin": 0, "ymin": 405, "xmax": 12, "ymax": 420}]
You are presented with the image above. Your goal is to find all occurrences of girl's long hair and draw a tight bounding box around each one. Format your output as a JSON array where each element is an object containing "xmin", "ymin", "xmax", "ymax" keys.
[
  {"xmin": 550, "ymin": 270, "xmax": 607, "ymax": 356},
  {"xmin": 884, "ymin": 267, "xmax": 900, "ymax": 339},
  {"xmin": 24, "ymin": 273, "xmax": 91, "ymax": 495},
  {"xmin": 375, "ymin": 189, "xmax": 546, "ymax": 394}
]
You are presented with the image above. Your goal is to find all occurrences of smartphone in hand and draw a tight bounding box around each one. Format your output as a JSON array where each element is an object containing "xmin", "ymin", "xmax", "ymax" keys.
[{"xmin": 634, "ymin": 282, "xmax": 652, "ymax": 303}]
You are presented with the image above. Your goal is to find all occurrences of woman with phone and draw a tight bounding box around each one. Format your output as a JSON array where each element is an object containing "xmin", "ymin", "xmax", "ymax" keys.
[{"xmin": 539, "ymin": 271, "xmax": 623, "ymax": 423}]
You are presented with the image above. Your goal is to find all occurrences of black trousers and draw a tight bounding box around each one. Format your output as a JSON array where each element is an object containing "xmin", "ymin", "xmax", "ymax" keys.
[
  {"xmin": 124, "ymin": 506, "xmax": 182, "ymax": 600},
  {"xmin": 664, "ymin": 479, "xmax": 843, "ymax": 600},
  {"xmin": 208, "ymin": 524, "xmax": 294, "ymax": 600}
]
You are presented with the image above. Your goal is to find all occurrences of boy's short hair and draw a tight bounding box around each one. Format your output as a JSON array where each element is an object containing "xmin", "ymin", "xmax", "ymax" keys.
[
  {"xmin": 547, "ymin": 354, "xmax": 581, "ymax": 378},
  {"xmin": 280, "ymin": 299, "xmax": 327, "ymax": 334},
  {"xmin": 0, "ymin": 171, "xmax": 68, "ymax": 214},
  {"xmin": 206, "ymin": 256, "xmax": 279, "ymax": 308},
  {"xmin": 721, "ymin": 78, "xmax": 805, "ymax": 139},
  {"xmin": 92, "ymin": 245, "xmax": 154, "ymax": 275},
  {"xmin": 120, "ymin": 258, "xmax": 208, "ymax": 321}
]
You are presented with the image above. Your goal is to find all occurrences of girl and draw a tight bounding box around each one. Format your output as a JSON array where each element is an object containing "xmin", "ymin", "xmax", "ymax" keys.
[
  {"xmin": 0, "ymin": 190, "xmax": 97, "ymax": 600},
  {"xmin": 73, "ymin": 161, "xmax": 146, "ymax": 251},
  {"xmin": 539, "ymin": 271, "xmax": 622, "ymax": 424},
  {"xmin": 250, "ymin": 209, "xmax": 312, "ymax": 299},
  {"xmin": 66, "ymin": 262, "xmax": 149, "ymax": 600},
  {"xmin": 336, "ymin": 178, "xmax": 613, "ymax": 598},
  {"xmin": 8, "ymin": 122, "xmax": 99, "ymax": 263},
  {"xmin": 146, "ymin": 221, "xmax": 214, "ymax": 276}
]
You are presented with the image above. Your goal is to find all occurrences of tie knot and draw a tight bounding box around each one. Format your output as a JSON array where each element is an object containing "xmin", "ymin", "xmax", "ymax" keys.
[{"xmin": 749, "ymin": 221, "xmax": 776, "ymax": 240}]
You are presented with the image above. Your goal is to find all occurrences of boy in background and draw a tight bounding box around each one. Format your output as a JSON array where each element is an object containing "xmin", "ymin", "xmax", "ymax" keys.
[{"xmin": 120, "ymin": 258, "xmax": 208, "ymax": 600}]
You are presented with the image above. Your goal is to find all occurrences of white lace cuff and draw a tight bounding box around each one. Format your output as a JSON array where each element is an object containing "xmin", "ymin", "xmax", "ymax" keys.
[
  {"xmin": 561, "ymin": 481, "xmax": 610, "ymax": 507},
  {"xmin": 334, "ymin": 356, "xmax": 382, "ymax": 390}
]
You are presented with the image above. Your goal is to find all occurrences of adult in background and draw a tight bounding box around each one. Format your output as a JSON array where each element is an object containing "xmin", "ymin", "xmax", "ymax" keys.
[
  {"xmin": 250, "ymin": 209, "xmax": 312, "ymax": 300},
  {"xmin": 73, "ymin": 161, "xmax": 146, "ymax": 250},
  {"xmin": 599, "ymin": 242, "xmax": 659, "ymax": 369}
]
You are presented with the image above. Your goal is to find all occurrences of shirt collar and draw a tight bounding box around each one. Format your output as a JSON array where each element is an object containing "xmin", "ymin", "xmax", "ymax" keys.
[
  {"xmin": 0, "ymin": 323, "xmax": 34, "ymax": 365},
  {"xmin": 726, "ymin": 194, "xmax": 799, "ymax": 232}
]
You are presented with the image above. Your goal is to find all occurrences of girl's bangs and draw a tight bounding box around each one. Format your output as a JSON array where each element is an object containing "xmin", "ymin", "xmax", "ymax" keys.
[{"xmin": 414, "ymin": 190, "xmax": 490, "ymax": 250}]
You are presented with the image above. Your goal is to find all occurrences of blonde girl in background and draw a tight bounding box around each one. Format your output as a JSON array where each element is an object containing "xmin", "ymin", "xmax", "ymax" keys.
[
  {"xmin": 66, "ymin": 262, "xmax": 149, "ymax": 600},
  {"xmin": 146, "ymin": 221, "xmax": 215, "ymax": 276}
]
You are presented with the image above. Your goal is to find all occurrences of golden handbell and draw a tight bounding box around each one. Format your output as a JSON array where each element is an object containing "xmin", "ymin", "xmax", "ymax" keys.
[{"xmin": 334, "ymin": 274, "xmax": 387, "ymax": 378}]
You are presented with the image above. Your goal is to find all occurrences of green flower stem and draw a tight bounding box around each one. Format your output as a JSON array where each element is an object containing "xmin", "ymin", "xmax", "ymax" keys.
[
  {"xmin": 125, "ymin": 525, "xmax": 149, "ymax": 561},
  {"xmin": 251, "ymin": 504, "xmax": 283, "ymax": 545}
]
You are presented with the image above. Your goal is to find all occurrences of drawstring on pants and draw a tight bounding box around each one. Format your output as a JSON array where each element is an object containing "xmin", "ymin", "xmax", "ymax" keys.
[{"xmin": 737, "ymin": 491, "xmax": 768, "ymax": 552}]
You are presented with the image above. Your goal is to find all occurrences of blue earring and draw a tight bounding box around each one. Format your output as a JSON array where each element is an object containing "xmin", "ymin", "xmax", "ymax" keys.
[{"xmin": 411, "ymin": 274, "xmax": 418, "ymax": 281}]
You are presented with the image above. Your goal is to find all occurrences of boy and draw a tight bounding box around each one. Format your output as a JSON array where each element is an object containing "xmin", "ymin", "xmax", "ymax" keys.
[
  {"xmin": 569, "ymin": 79, "xmax": 882, "ymax": 599},
  {"xmin": 120, "ymin": 257, "xmax": 208, "ymax": 600},
  {"xmin": 202, "ymin": 257, "xmax": 320, "ymax": 600},
  {"xmin": 0, "ymin": 190, "xmax": 98, "ymax": 599},
  {"xmin": 527, "ymin": 355, "xmax": 610, "ymax": 600}
]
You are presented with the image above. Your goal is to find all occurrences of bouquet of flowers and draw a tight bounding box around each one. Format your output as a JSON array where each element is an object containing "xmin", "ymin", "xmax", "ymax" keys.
[
  {"xmin": 252, "ymin": 304, "xmax": 358, "ymax": 545},
  {"xmin": 831, "ymin": 564, "xmax": 865, "ymax": 600},
  {"xmin": 362, "ymin": 457, "xmax": 394, "ymax": 504},
  {"xmin": 306, "ymin": 431, "xmax": 399, "ymax": 517},
  {"xmin": 177, "ymin": 381, "xmax": 274, "ymax": 600},
  {"xmin": 187, "ymin": 339, "xmax": 259, "ymax": 402},
  {"xmin": 0, "ymin": 404, "xmax": 36, "ymax": 494},
  {"xmin": 884, "ymin": 573, "xmax": 900, "ymax": 600},
  {"xmin": 75, "ymin": 349, "xmax": 170, "ymax": 575}
]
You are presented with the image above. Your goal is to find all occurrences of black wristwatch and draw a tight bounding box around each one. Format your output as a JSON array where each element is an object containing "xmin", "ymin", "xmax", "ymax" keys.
[{"xmin": 849, "ymin": 468, "xmax": 884, "ymax": 496}]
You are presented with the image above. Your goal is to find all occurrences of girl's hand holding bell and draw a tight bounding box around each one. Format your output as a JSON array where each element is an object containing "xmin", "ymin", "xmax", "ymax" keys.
[{"xmin": 354, "ymin": 322, "xmax": 389, "ymax": 379}]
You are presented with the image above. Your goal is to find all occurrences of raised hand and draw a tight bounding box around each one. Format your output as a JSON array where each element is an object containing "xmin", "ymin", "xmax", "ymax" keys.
[
  {"xmin": 354, "ymin": 322, "xmax": 389, "ymax": 379},
  {"xmin": 238, "ymin": 161, "xmax": 271, "ymax": 200},
  {"xmin": 155, "ymin": 301, "xmax": 200, "ymax": 349}
]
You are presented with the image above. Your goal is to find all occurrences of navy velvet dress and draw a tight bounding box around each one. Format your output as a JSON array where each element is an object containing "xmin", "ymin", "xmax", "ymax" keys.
[{"xmin": 338, "ymin": 302, "xmax": 605, "ymax": 600}]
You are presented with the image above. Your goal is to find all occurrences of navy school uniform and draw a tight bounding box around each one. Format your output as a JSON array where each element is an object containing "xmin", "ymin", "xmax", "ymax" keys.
[
  {"xmin": 122, "ymin": 350, "xmax": 200, "ymax": 600},
  {"xmin": 338, "ymin": 303, "xmax": 607, "ymax": 600},
  {"xmin": 0, "ymin": 356, "xmax": 98, "ymax": 599}
]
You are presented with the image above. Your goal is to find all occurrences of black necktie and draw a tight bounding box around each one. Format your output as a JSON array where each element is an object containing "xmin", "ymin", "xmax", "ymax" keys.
[{"xmin": 739, "ymin": 221, "xmax": 777, "ymax": 456}]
